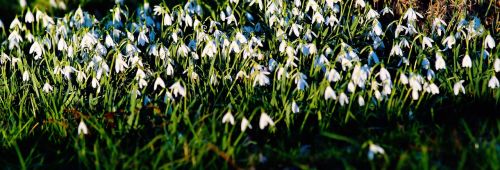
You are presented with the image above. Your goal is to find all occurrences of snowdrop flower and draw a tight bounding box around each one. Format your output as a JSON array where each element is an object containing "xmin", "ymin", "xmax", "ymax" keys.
[
  {"xmin": 324, "ymin": 86, "xmax": 337, "ymax": 100},
  {"xmin": 10, "ymin": 17, "xmax": 22, "ymax": 30},
  {"xmin": 169, "ymin": 82, "xmax": 186, "ymax": 98},
  {"xmin": 379, "ymin": 67, "xmax": 391, "ymax": 81},
  {"xmin": 290, "ymin": 24, "xmax": 302, "ymax": 37},
  {"xmin": 442, "ymin": 35, "xmax": 456, "ymax": 49},
  {"xmin": 78, "ymin": 120, "xmax": 89, "ymax": 135},
  {"xmin": 105, "ymin": 34, "xmax": 115, "ymax": 48},
  {"xmin": 435, "ymin": 53, "xmax": 446, "ymax": 70},
  {"xmin": 312, "ymin": 12, "xmax": 324, "ymax": 25},
  {"xmin": 241, "ymin": 117, "xmax": 252, "ymax": 132},
  {"xmin": 326, "ymin": 69, "xmax": 341, "ymax": 82},
  {"xmin": 422, "ymin": 36, "xmax": 434, "ymax": 49},
  {"xmin": 138, "ymin": 30, "xmax": 149, "ymax": 46},
  {"xmin": 8, "ymin": 30, "xmax": 23, "ymax": 50},
  {"xmin": 58, "ymin": 37, "xmax": 67, "ymax": 52},
  {"xmin": 494, "ymin": 58, "xmax": 500, "ymax": 72},
  {"xmin": 425, "ymin": 83, "xmax": 440, "ymax": 94},
  {"xmin": 339, "ymin": 92, "xmax": 349, "ymax": 106},
  {"xmin": 253, "ymin": 71, "xmax": 271, "ymax": 87},
  {"xmin": 114, "ymin": 54, "xmax": 128, "ymax": 73},
  {"xmin": 488, "ymin": 76, "xmax": 500, "ymax": 89},
  {"xmin": 381, "ymin": 6, "xmax": 393, "ymax": 16},
  {"xmin": 372, "ymin": 20, "xmax": 383, "ymax": 36},
  {"xmin": 29, "ymin": 41, "xmax": 43, "ymax": 60},
  {"xmin": 368, "ymin": 143, "xmax": 385, "ymax": 160},
  {"xmin": 25, "ymin": 9, "xmax": 34, "ymax": 23},
  {"xmin": 22, "ymin": 70, "xmax": 29, "ymax": 82},
  {"xmin": 358, "ymin": 96, "xmax": 365, "ymax": 106},
  {"xmin": 91, "ymin": 77, "xmax": 99, "ymax": 88},
  {"xmin": 154, "ymin": 77, "xmax": 165, "ymax": 90},
  {"xmin": 222, "ymin": 111, "xmax": 235, "ymax": 125},
  {"xmin": 367, "ymin": 9, "xmax": 379, "ymax": 20},
  {"xmin": 259, "ymin": 112, "xmax": 275, "ymax": 130},
  {"xmin": 77, "ymin": 71, "xmax": 86, "ymax": 83},
  {"xmin": 485, "ymin": 34, "xmax": 496, "ymax": 49},
  {"xmin": 291, "ymin": 101, "xmax": 299, "ymax": 113},
  {"xmin": 43, "ymin": 82, "xmax": 53, "ymax": 93},
  {"xmin": 403, "ymin": 8, "xmax": 422, "ymax": 22},
  {"xmin": 432, "ymin": 18, "xmax": 447, "ymax": 36},
  {"xmin": 462, "ymin": 54, "xmax": 472, "ymax": 68},
  {"xmin": 400, "ymin": 73, "xmax": 409, "ymax": 85},
  {"xmin": 355, "ymin": 0, "xmax": 365, "ymax": 8},
  {"xmin": 453, "ymin": 80, "xmax": 465, "ymax": 95},
  {"xmin": 19, "ymin": 0, "xmax": 26, "ymax": 8},
  {"xmin": 390, "ymin": 44, "xmax": 403, "ymax": 56}
]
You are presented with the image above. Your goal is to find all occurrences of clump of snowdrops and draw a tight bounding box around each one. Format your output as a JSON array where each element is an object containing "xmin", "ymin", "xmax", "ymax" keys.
[{"xmin": 0, "ymin": 0, "xmax": 498, "ymax": 168}]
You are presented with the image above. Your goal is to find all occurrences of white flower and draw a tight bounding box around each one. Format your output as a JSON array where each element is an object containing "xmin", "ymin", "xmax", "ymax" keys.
[
  {"xmin": 422, "ymin": 36, "xmax": 434, "ymax": 49},
  {"xmin": 105, "ymin": 34, "xmax": 115, "ymax": 48},
  {"xmin": 358, "ymin": 96, "xmax": 365, "ymax": 106},
  {"xmin": 324, "ymin": 86, "xmax": 337, "ymax": 100},
  {"xmin": 381, "ymin": 6, "xmax": 393, "ymax": 16},
  {"xmin": 442, "ymin": 35, "xmax": 456, "ymax": 49},
  {"xmin": 166, "ymin": 64, "xmax": 174, "ymax": 76},
  {"xmin": 367, "ymin": 9, "xmax": 379, "ymax": 20},
  {"xmin": 58, "ymin": 38, "xmax": 67, "ymax": 52},
  {"xmin": 462, "ymin": 54, "xmax": 472, "ymax": 68},
  {"xmin": 485, "ymin": 34, "xmax": 496, "ymax": 49},
  {"xmin": 435, "ymin": 53, "xmax": 446, "ymax": 70},
  {"xmin": 453, "ymin": 80, "xmax": 465, "ymax": 95},
  {"xmin": 241, "ymin": 117, "xmax": 252, "ymax": 132},
  {"xmin": 368, "ymin": 143, "xmax": 385, "ymax": 160},
  {"xmin": 154, "ymin": 77, "xmax": 165, "ymax": 90},
  {"xmin": 138, "ymin": 30, "xmax": 149, "ymax": 46},
  {"xmin": 253, "ymin": 71, "xmax": 271, "ymax": 87},
  {"xmin": 30, "ymin": 41, "xmax": 43, "ymax": 60},
  {"xmin": 78, "ymin": 120, "xmax": 89, "ymax": 135},
  {"xmin": 22, "ymin": 70, "xmax": 29, "ymax": 82},
  {"xmin": 488, "ymin": 76, "xmax": 500, "ymax": 89},
  {"xmin": 222, "ymin": 111, "xmax": 235, "ymax": 125},
  {"xmin": 355, "ymin": 0, "xmax": 365, "ymax": 8},
  {"xmin": 290, "ymin": 24, "xmax": 302, "ymax": 37},
  {"xmin": 312, "ymin": 12, "xmax": 324, "ymax": 25},
  {"xmin": 169, "ymin": 82, "xmax": 186, "ymax": 97},
  {"xmin": 400, "ymin": 73, "xmax": 409, "ymax": 85},
  {"xmin": 114, "ymin": 54, "xmax": 128, "ymax": 73},
  {"xmin": 390, "ymin": 44, "xmax": 402, "ymax": 56},
  {"xmin": 259, "ymin": 112, "xmax": 275, "ymax": 130},
  {"xmin": 25, "ymin": 9, "xmax": 34, "ymax": 23},
  {"xmin": 43, "ymin": 82, "xmax": 53, "ymax": 93},
  {"xmin": 494, "ymin": 58, "xmax": 500, "ymax": 72},
  {"xmin": 339, "ymin": 92, "xmax": 349, "ymax": 106},
  {"xmin": 403, "ymin": 8, "xmax": 422, "ymax": 22},
  {"xmin": 91, "ymin": 77, "xmax": 99, "ymax": 88},
  {"xmin": 379, "ymin": 67, "xmax": 391, "ymax": 81},
  {"xmin": 77, "ymin": 71, "xmax": 86, "ymax": 83},
  {"xmin": 10, "ymin": 17, "xmax": 22, "ymax": 29},
  {"xmin": 425, "ymin": 83, "xmax": 440, "ymax": 94},
  {"xmin": 291, "ymin": 101, "xmax": 299, "ymax": 113},
  {"xmin": 326, "ymin": 69, "xmax": 341, "ymax": 82}
]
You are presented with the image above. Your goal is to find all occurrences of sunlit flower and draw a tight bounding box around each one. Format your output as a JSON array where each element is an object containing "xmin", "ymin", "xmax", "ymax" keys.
[
  {"xmin": 422, "ymin": 36, "xmax": 434, "ymax": 49},
  {"xmin": 78, "ymin": 120, "xmax": 89, "ymax": 135},
  {"xmin": 43, "ymin": 82, "xmax": 53, "ymax": 93},
  {"xmin": 154, "ymin": 77, "xmax": 165, "ymax": 91},
  {"xmin": 368, "ymin": 143, "xmax": 385, "ymax": 160},
  {"xmin": 22, "ymin": 70, "xmax": 29, "ymax": 82},
  {"xmin": 403, "ymin": 8, "xmax": 422, "ymax": 22},
  {"xmin": 488, "ymin": 76, "xmax": 500, "ymax": 89},
  {"xmin": 339, "ymin": 92, "xmax": 349, "ymax": 106},
  {"xmin": 462, "ymin": 54, "xmax": 472, "ymax": 68},
  {"xmin": 324, "ymin": 86, "xmax": 337, "ymax": 100},
  {"xmin": 241, "ymin": 117, "xmax": 252, "ymax": 132},
  {"xmin": 494, "ymin": 58, "xmax": 500, "ymax": 72},
  {"xmin": 114, "ymin": 54, "xmax": 128, "ymax": 73},
  {"xmin": 291, "ymin": 101, "xmax": 299, "ymax": 113},
  {"xmin": 453, "ymin": 80, "xmax": 465, "ymax": 95},
  {"xmin": 358, "ymin": 96, "xmax": 365, "ymax": 106},
  {"xmin": 25, "ymin": 9, "xmax": 34, "ymax": 23},
  {"xmin": 169, "ymin": 82, "xmax": 186, "ymax": 97},
  {"xmin": 259, "ymin": 112, "xmax": 275, "ymax": 129},
  {"xmin": 29, "ymin": 41, "xmax": 43, "ymax": 60},
  {"xmin": 485, "ymin": 34, "xmax": 495, "ymax": 49},
  {"xmin": 222, "ymin": 111, "xmax": 235, "ymax": 125},
  {"xmin": 253, "ymin": 71, "xmax": 271, "ymax": 87},
  {"xmin": 435, "ymin": 53, "xmax": 446, "ymax": 70}
]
